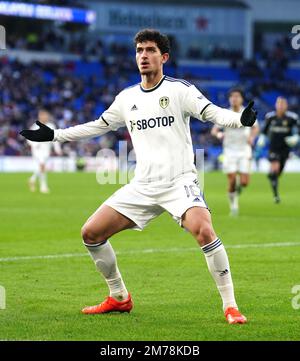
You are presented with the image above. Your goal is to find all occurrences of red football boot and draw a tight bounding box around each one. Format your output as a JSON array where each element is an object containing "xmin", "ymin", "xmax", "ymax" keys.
[
  {"xmin": 225, "ymin": 307, "xmax": 247, "ymax": 324},
  {"xmin": 82, "ymin": 293, "xmax": 133, "ymax": 315}
]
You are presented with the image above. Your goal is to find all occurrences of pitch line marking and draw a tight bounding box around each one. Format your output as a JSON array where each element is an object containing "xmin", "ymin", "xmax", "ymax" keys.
[{"xmin": 1, "ymin": 241, "xmax": 300, "ymax": 263}]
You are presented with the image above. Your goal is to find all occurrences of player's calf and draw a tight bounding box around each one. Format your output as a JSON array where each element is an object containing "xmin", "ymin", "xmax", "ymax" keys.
[
  {"xmin": 81, "ymin": 206, "xmax": 135, "ymax": 305},
  {"xmin": 227, "ymin": 174, "xmax": 239, "ymax": 214},
  {"xmin": 227, "ymin": 173, "xmax": 237, "ymax": 193},
  {"xmin": 182, "ymin": 207, "xmax": 245, "ymax": 322},
  {"xmin": 239, "ymin": 173, "xmax": 250, "ymax": 189},
  {"xmin": 267, "ymin": 171, "xmax": 280, "ymax": 202},
  {"xmin": 82, "ymin": 239, "xmax": 129, "ymax": 303}
]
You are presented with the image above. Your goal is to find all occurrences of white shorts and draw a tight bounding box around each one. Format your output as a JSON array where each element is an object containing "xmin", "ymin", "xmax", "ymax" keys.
[
  {"xmin": 223, "ymin": 154, "xmax": 251, "ymax": 174},
  {"xmin": 33, "ymin": 154, "xmax": 49, "ymax": 165},
  {"xmin": 103, "ymin": 175, "xmax": 209, "ymax": 231}
]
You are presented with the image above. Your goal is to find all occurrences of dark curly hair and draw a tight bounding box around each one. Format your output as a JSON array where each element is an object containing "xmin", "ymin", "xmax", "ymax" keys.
[
  {"xmin": 228, "ymin": 87, "xmax": 245, "ymax": 99},
  {"xmin": 134, "ymin": 29, "xmax": 170, "ymax": 55}
]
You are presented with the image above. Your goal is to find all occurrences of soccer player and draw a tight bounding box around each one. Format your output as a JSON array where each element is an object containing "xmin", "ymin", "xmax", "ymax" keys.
[
  {"xmin": 257, "ymin": 97, "xmax": 300, "ymax": 203},
  {"xmin": 211, "ymin": 88, "xmax": 259, "ymax": 215},
  {"xmin": 27, "ymin": 108, "xmax": 62, "ymax": 193},
  {"xmin": 20, "ymin": 29, "xmax": 257, "ymax": 324}
]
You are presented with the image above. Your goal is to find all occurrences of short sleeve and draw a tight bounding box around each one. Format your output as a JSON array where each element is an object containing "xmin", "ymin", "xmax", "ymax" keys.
[
  {"xmin": 100, "ymin": 94, "xmax": 126, "ymax": 131},
  {"xmin": 183, "ymin": 85, "xmax": 211, "ymax": 120}
]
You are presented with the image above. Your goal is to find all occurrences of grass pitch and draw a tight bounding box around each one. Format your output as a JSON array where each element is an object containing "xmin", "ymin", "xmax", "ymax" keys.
[{"xmin": 0, "ymin": 171, "xmax": 300, "ymax": 341}]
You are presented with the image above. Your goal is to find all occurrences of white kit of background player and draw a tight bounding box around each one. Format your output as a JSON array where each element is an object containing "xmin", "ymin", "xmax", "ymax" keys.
[
  {"xmin": 20, "ymin": 29, "xmax": 257, "ymax": 324},
  {"xmin": 28, "ymin": 109, "xmax": 62, "ymax": 193},
  {"xmin": 211, "ymin": 89, "xmax": 259, "ymax": 215}
]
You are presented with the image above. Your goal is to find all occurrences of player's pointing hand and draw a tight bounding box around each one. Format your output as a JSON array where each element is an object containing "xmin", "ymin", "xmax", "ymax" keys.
[
  {"xmin": 20, "ymin": 121, "xmax": 54, "ymax": 142},
  {"xmin": 240, "ymin": 100, "xmax": 257, "ymax": 127}
]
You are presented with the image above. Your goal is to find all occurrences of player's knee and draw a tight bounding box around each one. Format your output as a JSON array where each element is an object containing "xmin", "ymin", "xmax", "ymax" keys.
[
  {"xmin": 240, "ymin": 180, "xmax": 248, "ymax": 187},
  {"xmin": 81, "ymin": 224, "xmax": 103, "ymax": 245},
  {"xmin": 196, "ymin": 223, "xmax": 216, "ymax": 246}
]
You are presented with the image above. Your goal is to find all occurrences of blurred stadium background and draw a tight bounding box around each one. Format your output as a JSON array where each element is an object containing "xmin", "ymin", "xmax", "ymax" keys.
[{"xmin": 1, "ymin": 0, "xmax": 300, "ymax": 172}]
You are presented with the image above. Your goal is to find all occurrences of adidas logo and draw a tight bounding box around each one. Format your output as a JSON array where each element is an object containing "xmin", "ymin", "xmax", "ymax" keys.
[
  {"xmin": 193, "ymin": 197, "xmax": 201, "ymax": 202},
  {"xmin": 131, "ymin": 104, "xmax": 138, "ymax": 111}
]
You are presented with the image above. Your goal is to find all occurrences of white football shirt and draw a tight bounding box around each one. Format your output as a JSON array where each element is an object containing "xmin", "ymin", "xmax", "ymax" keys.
[
  {"xmin": 100, "ymin": 75, "xmax": 211, "ymax": 184},
  {"xmin": 222, "ymin": 107, "xmax": 252, "ymax": 158}
]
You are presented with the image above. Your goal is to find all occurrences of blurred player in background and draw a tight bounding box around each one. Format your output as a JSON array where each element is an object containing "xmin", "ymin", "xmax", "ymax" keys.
[
  {"xmin": 21, "ymin": 29, "xmax": 257, "ymax": 324},
  {"xmin": 28, "ymin": 108, "xmax": 62, "ymax": 193},
  {"xmin": 211, "ymin": 88, "xmax": 259, "ymax": 215},
  {"xmin": 257, "ymin": 97, "xmax": 300, "ymax": 203}
]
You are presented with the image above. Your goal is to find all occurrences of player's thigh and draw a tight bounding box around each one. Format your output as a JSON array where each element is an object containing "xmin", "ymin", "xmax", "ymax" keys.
[
  {"xmin": 39, "ymin": 162, "xmax": 46, "ymax": 172},
  {"xmin": 223, "ymin": 154, "xmax": 238, "ymax": 175},
  {"xmin": 239, "ymin": 157, "xmax": 251, "ymax": 185},
  {"xmin": 82, "ymin": 204, "xmax": 136, "ymax": 242},
  {"xmin": 104, "ymin": 183, "xmax": 164, "ymax": 231},
  {"xmin": 181, "ymin": 207, "xmax": 217, "ymax": 246},
  {"xmin": 270, "ymin": 160, "xmax": 280, "ymax": 173},
  {"xmin": 238, "ymin": 157, "xmax": 251, "ymax": 175}
]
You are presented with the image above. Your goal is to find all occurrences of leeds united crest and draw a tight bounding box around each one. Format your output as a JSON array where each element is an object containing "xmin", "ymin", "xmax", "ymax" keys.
[{"xmin": 159, "ymin": 96, "xmax": 169, "ymax": 109}]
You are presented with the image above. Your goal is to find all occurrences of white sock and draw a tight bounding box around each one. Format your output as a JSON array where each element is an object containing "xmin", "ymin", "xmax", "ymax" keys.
[
  {"xmin": 30, "ymin": 171, "xmax": 39, "ymax": 182},
  {"xmin": 202, "ymin": 238, "xmax": 238, "ymax": 311},
  {"xmin": 228, "ymin": 191, "xmax": 238, "ymax": 212},
  {"xmin": 84, "ymin": 240, "xmax": 129, "ymax": 301},
  {"xmin": 40, "ymin": 173, "xmax": 48, "ymax": 189}
]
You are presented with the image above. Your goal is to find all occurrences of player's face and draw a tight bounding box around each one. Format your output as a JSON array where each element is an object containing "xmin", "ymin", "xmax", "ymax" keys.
[
  {"xmin": 136, "ymin": 41, "xmax": 169, "ymax": 75},
  {"xmin": 229, "ymin": 92, "xmax": 243, "ymax": 108},
  {"xmin": 38, "ymin": 110, "xmax": 50, "ymax": 124},
  {"xmin": 275, "ymin": 97, "xmax": 288, "ymax": 115}
]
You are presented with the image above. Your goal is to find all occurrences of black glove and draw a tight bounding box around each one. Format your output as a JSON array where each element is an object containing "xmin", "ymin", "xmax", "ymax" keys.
[
  {"xmin": 240, "ymin": 100, "xmax": 257, "ymax": 127},
  {"xmin": 20, "ymin": 121, "xmax": 54, "ymax": 142}
]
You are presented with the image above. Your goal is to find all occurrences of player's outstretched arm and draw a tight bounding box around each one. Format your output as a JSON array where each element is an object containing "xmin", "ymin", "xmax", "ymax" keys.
[
  {"xmin": 20, "ymin": 117, "xmax": 115, "ymax": 142},
  {"xmin": 20, "ymin": 94, "xmax": 124, "ymax": 142},
  {"xmin": 202, "ymin": 101, "xmax": 257, "ymax": 128}
]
